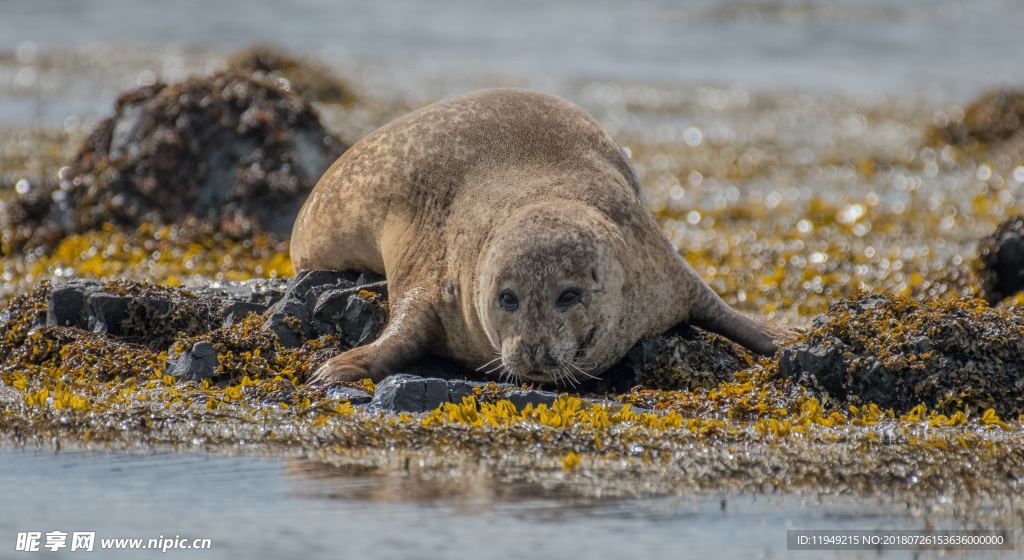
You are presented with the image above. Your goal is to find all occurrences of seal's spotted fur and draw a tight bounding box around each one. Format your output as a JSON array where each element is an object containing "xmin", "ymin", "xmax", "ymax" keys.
[{"xmin": 292, "ymin": 89, "xmax": 791, "ymax": 385}]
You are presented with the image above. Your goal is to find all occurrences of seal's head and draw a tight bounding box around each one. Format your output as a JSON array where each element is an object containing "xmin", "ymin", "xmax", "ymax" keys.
[{"xmin": 476, "ymin": 202, "xmax": 626, "ymax": 386}]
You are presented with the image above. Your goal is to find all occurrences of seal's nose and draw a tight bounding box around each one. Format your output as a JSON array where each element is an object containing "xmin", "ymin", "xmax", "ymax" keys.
[{"xmin": 522, "ymin": 342, "xmax": 540, "ymax": 360}]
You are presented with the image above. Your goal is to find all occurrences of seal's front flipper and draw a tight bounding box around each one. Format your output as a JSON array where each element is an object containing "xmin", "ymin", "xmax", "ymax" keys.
[
  {"xmin": 689, "ymin": 290, "xmax": 796, "ymax": 356},
  {"xmin": 308, "ymin": 293, "xmax": 437, "ymax": 386}
]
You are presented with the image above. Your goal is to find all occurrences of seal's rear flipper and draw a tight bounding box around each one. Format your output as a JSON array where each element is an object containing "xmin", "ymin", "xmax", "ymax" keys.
[{"xmin": 689, "ymin": 291, "xmax": 796, "ymax": 356}]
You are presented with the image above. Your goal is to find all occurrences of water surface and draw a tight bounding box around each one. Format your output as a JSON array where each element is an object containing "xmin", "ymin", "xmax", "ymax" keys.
[{"xmin": 0, "ymin": 447, "xmax": 928, "ymax": 559}]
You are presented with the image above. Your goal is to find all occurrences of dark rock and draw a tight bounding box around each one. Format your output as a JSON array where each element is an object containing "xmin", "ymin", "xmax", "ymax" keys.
[
  {"xmin": 46, "ymin": 280, "xmax": 101, "ymax": 328},
  {"xmin": 504, "ymin": 389, "xmax": 562, "ymax": 409},
  {"xmin": 193, "ymin": 278, "xmax": 289, "ymax": 307},
  {"xmin": 777, "ymin": 295, "xmax": 1024, "ymax": 415},
  {"xmin": 263, "ymin": 299, "xmax": 313, "ymax": 348},
  {"xmin": 311, "ymin": 288, "xmax": 351, "ymax": 334},
  {"xmin": 289, "ymin": 269, "xmax": 358, "ymax": 302},
  {"xmin": 264, "ymin": 270, "xmax": 385, "ymax": 347},
  {"xmin": 4, "ymin": 71, "xmax": 348, "ymax": 251},
  {"xmin": 370, "ymin": 374, "xmax": 453, "ymax": 413},
  {"xmin": 779, "ymin": 343, "xmax": 846, "ymax": 397},
  {"xmin": 325, "ymin": 385, "xmax": 373, "ymax": 405},
  {"xmin": 168, "ymin": 341, "xmax": 219, "ymax": 381},
  {"xmin": 339, "ymin": 294, "xmax": 386, "ymax": 346},
  {"xmin": 220, "ymin": 301, "xmax": 267, "ymax": 328},
  {"xmin": 977, "ymin": 216, "xmax": 1024, "ymax": 304},
  {"xmin": 368, "ymin": 374, "xmax": 618, "ymax": 414},
  {"xmin": 86, "ymin": 293, "xmax": 133, "ymax": 335}
]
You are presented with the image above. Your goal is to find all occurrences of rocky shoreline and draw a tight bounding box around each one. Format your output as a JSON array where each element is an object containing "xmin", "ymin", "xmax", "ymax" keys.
[{"xmin": 3, "ymin": 49, "xmax": 1024, "ymax": 418}]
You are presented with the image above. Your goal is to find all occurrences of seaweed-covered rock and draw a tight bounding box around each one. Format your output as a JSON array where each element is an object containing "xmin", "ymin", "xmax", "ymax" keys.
[
  {"xmin": 4, "ymin": 71, "xmax": 347, "ymax": 251},
  {"xmin": 228, "ymin": 45, "xmax": 358, "ymax": 105},
  {"xmin": 603, "ymin": 324, "xmax": 751, "ymax": 392},
  {"xmin": 42, "ymin": 278, "xmax": 292, "ymax": 350},
  {"xmin": 45, "ymin": 280, "xmax": 222, "ymax": 350},
  {"xmin": 779, "ymin": 295, "xmax": 1024, "ymax": 414},
  {"xmin": 977, "ymin": 216, "xmax": 1024, "ymax": 304},
  {"xmin": 929, "ymin": 88, "xmax": 1024, "ymax": 147}
]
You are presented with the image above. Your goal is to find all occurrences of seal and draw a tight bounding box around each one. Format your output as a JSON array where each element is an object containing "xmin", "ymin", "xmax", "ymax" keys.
[{"xmin": 293, "ymin": 88, "xmax": 793, "ymax": 386}]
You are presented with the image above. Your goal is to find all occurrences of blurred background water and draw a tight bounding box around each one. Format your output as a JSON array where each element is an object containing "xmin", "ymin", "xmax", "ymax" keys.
[{"xmin": 2, "ymin": 0, "xmax": 1024, "ymax": 124}]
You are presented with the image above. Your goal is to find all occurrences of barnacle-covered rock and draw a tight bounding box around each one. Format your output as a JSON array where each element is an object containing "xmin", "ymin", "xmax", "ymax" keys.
[
  {"xmin": 928, "ymin": 88, "xmax": 1024, "ymax": 147},
  {"xmin": 3, "ymin": 71, "xmax": 348, "ymax": 251},
  {"xmin": 779, "ymin": 295, "xmax": 1024, "ymax": 414},
  {"xmin": 976, "ymin": 215, "xmax": 1024, "ymax": 304},
  {"xmin": 228, "ymin": 45, "xmax": 358, "ymax": 105}
]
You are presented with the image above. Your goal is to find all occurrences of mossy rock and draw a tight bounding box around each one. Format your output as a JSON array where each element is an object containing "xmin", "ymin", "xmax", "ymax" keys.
[{"xmin": 780, "ymin": 295, "xmax": 1024, "ymax": 415}]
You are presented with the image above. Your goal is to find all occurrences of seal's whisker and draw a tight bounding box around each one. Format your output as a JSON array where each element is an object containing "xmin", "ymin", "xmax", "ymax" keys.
[
  {"xmin": 561, "ymin": 365, "xmax": 580, "ymax": 388},
  {"xmin": 476, "ymin": 356, "xmax": 503, "ymax": 371},
  {"xmin": 484, "ymin": 362, "xmax": 507, "ymax": 375},
  {"xmin": 567, "ymin": 361, "xmax": 599, "ymax": 380}
]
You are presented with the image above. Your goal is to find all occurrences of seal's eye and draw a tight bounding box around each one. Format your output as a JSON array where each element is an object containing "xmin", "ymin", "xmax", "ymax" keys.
[
  {"xmin": 498, "ymin": 289, "xmax": 519, "ymax": 313},
  {"xmin": 556, "ymin": 288, "xmax": 582, "ymax": 310}
]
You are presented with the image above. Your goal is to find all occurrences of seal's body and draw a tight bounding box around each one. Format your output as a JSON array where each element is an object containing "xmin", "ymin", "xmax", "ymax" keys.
[{"xmin": 293, "ymin": 89, "xmax": 790, "ymax": 386}]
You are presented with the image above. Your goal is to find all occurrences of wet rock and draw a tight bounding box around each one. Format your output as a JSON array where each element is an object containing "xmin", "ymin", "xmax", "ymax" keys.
[
  {"xmin": 977, "ymin": 216, "xmax": 1024, "ymax": 304},
  {"xmin": 370, "ymin": 375, "xmax": 454, "ymax": 413},
  {"xmin": 168, "ymin": 341, "xmax": 219, "ymax": 381},
  {"xmin": 369, "ymin": 374, "xmax": 610, "ymax": 413},
  {"xmin": 263, "ymin": 270, "xmax": 354, "ymax": 346},
  {"xmin": 504, "ymin": 389, "xmax": 562, "ymax": 409},
  {"xmin": 325, "ymin": 385, "xmax": 373, "ymax": 405},
  {"xmin": 263, "ymin": 269, "xmax": 386, "ymax": 347},
  {"xmin": 778, "ymin": 294, "xmax": 1024, "ymax": 415},
  {"xmin": 929, "ymin": 88, "xmax": 1024, "ymax": 147},
  {"xmin": 370, "ymin": 375, "xmax": 508, "ymax": 413},
  {"xmin": 5, "ymin": 71, "xmax": 348, "ymax": 251},
  {"xmin": 337, "ymin": 294, "xmax": 386, "ymax": 346},
  {"xmin": 228, "ymin": 45, "xmax": 358, "ymax": 105}
]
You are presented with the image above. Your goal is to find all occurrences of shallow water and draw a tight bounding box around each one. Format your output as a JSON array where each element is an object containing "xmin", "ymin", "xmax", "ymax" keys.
[{"xmin": 0, "ymin": 447, "xmax": 936, "ymax": 559}]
